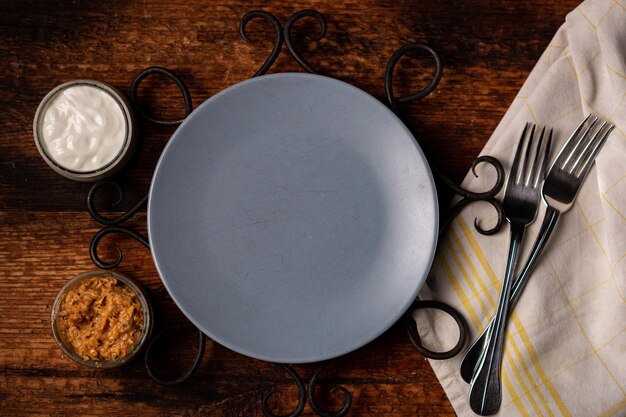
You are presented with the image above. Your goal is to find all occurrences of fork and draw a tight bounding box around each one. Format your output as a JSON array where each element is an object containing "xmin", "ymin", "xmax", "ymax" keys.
[
  {"xmin": 468, "ymin": 123, "xmax": 551, "ymax": 416},
  {"xmin": 460, "ymin": 115, "xmax": 615, "ymax": 385}
]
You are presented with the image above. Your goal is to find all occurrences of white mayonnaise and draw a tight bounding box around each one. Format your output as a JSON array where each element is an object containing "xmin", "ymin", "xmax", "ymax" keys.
[{"xmin": 40, "ymin": 85, "xmax": 127, "ymax": 172}]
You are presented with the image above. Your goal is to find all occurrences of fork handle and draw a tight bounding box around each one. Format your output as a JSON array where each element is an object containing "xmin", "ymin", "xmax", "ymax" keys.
[
  {"xmin": 460, "ymin": 207, "xmax": 561, "ymax": 383},
  {"xmin": 468, "ymin": 222, "xmax": 525, "ymax": 416},
  {"xmin": 510, "ymin": 206, "xmax": 560, "ymax": 306}
]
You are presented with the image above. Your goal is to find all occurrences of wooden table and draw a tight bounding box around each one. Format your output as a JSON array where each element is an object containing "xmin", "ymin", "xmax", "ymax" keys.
[{"xmin": 0, "ymin": 1, "xmax": 580, "ymax": 415}]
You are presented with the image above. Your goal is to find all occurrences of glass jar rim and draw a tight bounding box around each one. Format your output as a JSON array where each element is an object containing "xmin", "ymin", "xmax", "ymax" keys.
[
  {"xmin": 33, "ymin": 80, "xmax": 136, "ymax": 181},
  {"xmin": 51, "ymin": 270, "xmax": 153, "ymax": 368}
]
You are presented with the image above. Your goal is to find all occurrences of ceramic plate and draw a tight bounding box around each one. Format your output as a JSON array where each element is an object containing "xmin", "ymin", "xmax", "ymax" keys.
[{"xmin": 148, "ymin": 73, "xmax": 438, "ymax": 363}]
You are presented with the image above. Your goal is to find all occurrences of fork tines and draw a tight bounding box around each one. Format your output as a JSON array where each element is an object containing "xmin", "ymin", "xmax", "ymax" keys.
[
  {"xmin": 554, "ymin": 114, "xmax": 615, "ymax": 177},
  {"xmin": 512, "ymin": 123, "xmax": 553, "ymax": 189}
]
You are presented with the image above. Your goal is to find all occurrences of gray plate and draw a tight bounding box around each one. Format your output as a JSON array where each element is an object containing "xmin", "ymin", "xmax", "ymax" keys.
[{"xmin": 148, "ymin": 73, "xmax": 438, "ymax": 364}]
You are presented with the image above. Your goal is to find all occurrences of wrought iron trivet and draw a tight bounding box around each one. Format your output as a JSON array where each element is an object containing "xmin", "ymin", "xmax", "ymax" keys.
[{"xmin": 86, "ymin": 9, "xmax": 505, "ymax": 417}]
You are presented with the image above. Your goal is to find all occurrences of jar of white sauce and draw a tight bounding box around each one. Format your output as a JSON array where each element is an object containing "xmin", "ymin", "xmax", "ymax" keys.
[{"xmin": 34, "ymin": 80, "xmax": 137, "ymax": 181}]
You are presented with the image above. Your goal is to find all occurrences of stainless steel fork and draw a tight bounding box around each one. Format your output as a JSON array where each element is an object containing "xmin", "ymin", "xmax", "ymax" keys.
[
  {"xmin": 460, "ymin": 115, "xmax": 615, "ymax": 385},
  {"xmin": 468, "ymin": 124, "xmax": 551, "ymax": 416}
]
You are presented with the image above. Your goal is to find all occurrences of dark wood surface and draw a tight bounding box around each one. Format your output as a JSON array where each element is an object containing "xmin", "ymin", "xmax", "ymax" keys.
[{"xmin": 0, "ymin": 1, "xmax": 580, "ymax": 415}]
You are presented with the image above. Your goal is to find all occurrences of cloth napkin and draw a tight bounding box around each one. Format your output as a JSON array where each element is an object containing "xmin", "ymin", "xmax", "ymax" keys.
[{"xmin": 415, "ymin": 1, "xmax": 626, "ymax": 416}]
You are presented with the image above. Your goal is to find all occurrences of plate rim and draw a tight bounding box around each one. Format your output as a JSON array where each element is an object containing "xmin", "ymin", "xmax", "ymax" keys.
[{"xmin": 148, "ymin": 72, "xmax": 439, "ymax": 363}]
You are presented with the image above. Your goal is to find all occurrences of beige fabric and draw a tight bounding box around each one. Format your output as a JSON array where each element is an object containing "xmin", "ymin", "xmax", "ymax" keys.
[{"xmin": 415, "ymin": 0, "xmax": 626, "ymax": 416}]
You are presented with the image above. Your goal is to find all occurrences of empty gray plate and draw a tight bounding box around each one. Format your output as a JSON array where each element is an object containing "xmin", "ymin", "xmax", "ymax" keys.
[{"xmin": 148, "ymin": 73, "xmax": 438, "ymax": 364}]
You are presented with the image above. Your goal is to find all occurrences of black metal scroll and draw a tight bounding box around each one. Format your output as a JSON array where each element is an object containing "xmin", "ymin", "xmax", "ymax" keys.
[
  {"xmin": 240, "ymin": 11, "xmax": 283, "ymax": 76},
  {"xmin": 262, "ymin": 363, "xmax": 351, "ymax": 417},
  {"xmin": 129, "ymin": 66, "xmax": 193, "ymax": 125},
  {"xmin": 263, "ymin": 364, "xmax": 307, "ymax": 417},
  {"xmin": 307, "ymin": 363, "xmax": 352, "ymax": 417},
  {"xmin": 87, "ymin": 181, "xmax": 149, "ymax": 269},
  {"xmin": 144, "ymin": 323, "xmax": 206, "ymax": 385},
  {"xmin": 405, "ymin": 299, "xmax": 469, "ymax": 360},
  {"xmin": 240, "ymin": 10, "xmax": 327, "ymax": 77}
]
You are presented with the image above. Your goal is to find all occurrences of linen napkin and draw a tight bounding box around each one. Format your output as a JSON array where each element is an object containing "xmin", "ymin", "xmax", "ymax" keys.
[{"xmin": 415, "ymin": 1, "xmax": 626, "ymax": 416}]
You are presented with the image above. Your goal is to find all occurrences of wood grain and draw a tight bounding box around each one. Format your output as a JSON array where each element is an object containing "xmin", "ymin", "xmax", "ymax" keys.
[{"xmin": 0, "ymin": 0, "xmax": 579, "ymax": 415}]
